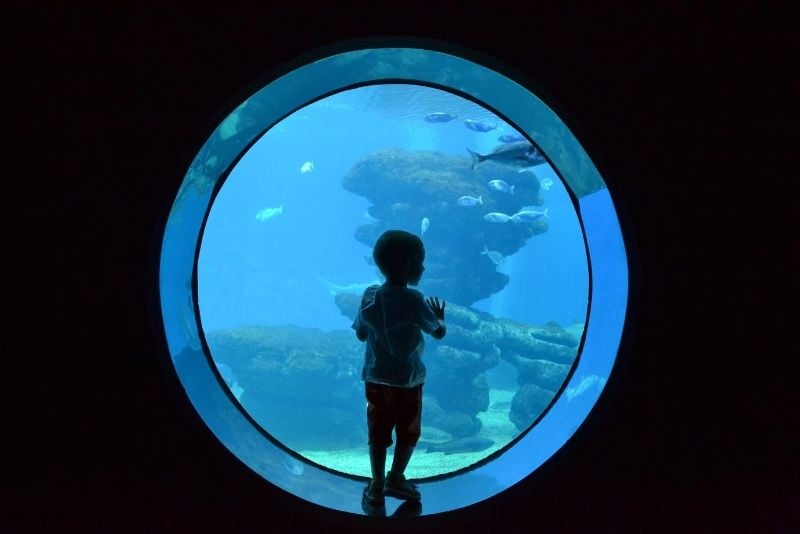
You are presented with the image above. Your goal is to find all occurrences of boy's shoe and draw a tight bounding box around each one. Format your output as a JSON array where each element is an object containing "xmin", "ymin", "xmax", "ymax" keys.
[
  {"xmin": 383, "ymin": 471, "xmax": 421, "ymax": 501},
  {"xmin": 362, "ymin": 480, "xmax": 385, "ymax": 508}
]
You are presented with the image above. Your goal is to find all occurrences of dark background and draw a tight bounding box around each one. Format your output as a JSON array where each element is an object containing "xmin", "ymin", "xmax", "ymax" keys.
[{"xmin": 6, "ymin": 5, "xmax": 796, "ymax": 533}]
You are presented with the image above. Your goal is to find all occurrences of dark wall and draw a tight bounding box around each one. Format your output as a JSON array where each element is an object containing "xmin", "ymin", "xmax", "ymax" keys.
[{"xmin": 8, "ymin": 6, "xmax": 795, "ymax": 533}]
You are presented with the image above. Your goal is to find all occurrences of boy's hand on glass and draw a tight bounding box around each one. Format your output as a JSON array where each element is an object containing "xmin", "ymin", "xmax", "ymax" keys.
[{"xmin": 426, "ymin": 296, "xmax": 446, "ymax": 321}]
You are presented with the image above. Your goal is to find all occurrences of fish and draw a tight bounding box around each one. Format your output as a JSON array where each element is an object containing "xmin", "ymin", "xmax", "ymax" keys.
[
  {"xmin": 425, "ymin": 436, "xmax": 495, "ymax": 455},
  {"xmin": 424, "ymin": 112, "xmax": 458, "ymax": 123},
  {"xmin": 488, "ymin": 179, "xmax": 515, "ymax": 195},
  {"xmin": 466, "ymin": 141, "xmax": 546, "ymax": 171},
  {"xmin": 300, "ymin": 161, "xmax": 314, "ymax": 173},
  {"xmin": 498, "ymin": 133, "xmax": 526, "ymax": 143},
  {"xmin": 464, "ymin": 119, "xmax": 497, "ymax": 132},
  {"xmin": 483, "ymin": 212, "xmax": 513, "ymax": 223},
  {"xmin": 481, "ymin": 245, "xmax": 505, "ymax": 265},
  {"xmin": 457, "ymin": 195, "xmax": 483, "ymax": 206},
  {"xmin": 540, "ymin": 177, "xmax": 554, "ymax": 191},
  {"xmin": 255, "ymin": 204, "xmax": 284, "ymax": 221},
  {"xmin": 420, "ymin": 217, "xmax": 430, "ymax": 236},
  {"xmin": 510, "ymin": 208, "xmax": 548, "ymax": 223},
  {"xmin": 316, "ymin": 275, "xmax": 381, "ymax": 296}
]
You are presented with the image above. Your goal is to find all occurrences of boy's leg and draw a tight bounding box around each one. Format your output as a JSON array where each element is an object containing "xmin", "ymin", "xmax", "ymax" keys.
[
  {"xmin": 384, "ymin": 385, "xmax": 423, "ymax": 501},
  {"xmin": 364, "ymin": 382, "xmax": 393, "ymax": 507},
  {"xmin": 369, "ymin": 443, "xmax": 387, "ymax": 485}
]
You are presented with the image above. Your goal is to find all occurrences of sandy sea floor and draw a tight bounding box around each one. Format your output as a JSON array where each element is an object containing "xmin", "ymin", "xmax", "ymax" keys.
[{"xmin": 300, "ymin": 388, "xmax": 519, "ymax": 479}]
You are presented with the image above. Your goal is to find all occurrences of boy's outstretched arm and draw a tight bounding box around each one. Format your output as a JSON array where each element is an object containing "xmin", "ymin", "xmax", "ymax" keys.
[{"xmin": 426, "ymin": 296, "xmax": 447, "ymax": 339}]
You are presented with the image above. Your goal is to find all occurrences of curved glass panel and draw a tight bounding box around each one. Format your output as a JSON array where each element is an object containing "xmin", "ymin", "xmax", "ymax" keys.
[
  {"xmin": 198, "ymin": 84, "xmax": 589, "ymax": 478},
  {"xmin": 159, "ymin": 45, "xmax": 628, "ymax": 516}
]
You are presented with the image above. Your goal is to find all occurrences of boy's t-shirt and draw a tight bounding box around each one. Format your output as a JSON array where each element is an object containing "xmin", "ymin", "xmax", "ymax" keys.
[{"xmin": 352, "ymin": 284, "xmax": 443, "ymax": 388}]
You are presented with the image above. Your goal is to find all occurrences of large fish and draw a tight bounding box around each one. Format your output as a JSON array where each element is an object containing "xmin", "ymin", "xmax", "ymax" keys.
[
  {"xmin": 464, "ymin": 119, "xmax": 497, "ymax": 132},
  {"xmin": 466, "ymin": 141, "xmax": 546, "ymax": 171},
  {"xmin": 424, "ymin": 112, "xmax": 458, "ymax": 123},
  {"xmin": 425, "ymin": 436, "xmax": 495, "ymax": 455},
  {"xmin": 498, "ymin": 133, "xmax": 526, "ymax": 143}
]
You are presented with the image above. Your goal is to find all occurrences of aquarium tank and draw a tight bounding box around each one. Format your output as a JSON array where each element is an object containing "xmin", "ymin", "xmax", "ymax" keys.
[{"xmin": 159, "ymin": 45, "xmax": 627, "ymax": 516}]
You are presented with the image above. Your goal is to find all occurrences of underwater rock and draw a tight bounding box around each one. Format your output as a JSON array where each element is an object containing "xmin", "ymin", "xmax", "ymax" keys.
[
  {"xmin": 342, "ymin": 148, "xmax": 548, "ymax": 306},
  {"xmin": 336, "ymin": 295, "xmax": 576, "ymax": 365},
  {"xmin": 332, "ymin": 295, "xmax": 580, "ymax": 437},
  {"xmin": 422, "ymin": 396, "xmax": 483, "ymax": 439},
  {"xmin": 529, "ymin": 321, "xmax": 581, "ymax": 348},
  {"xmin": 206, "ymin": 325, "xmax": 366, "ymax": 450},
  {"xmin": 509, "ymin": 383, "xmax": 554, "ymax": 432},
  {"xmin": 505, "ymin": 353, "xmax": 571, "ymax": 391},
  {"xmin": 496, "ymin": 319, "xmax": 578, "ymax": 363}
]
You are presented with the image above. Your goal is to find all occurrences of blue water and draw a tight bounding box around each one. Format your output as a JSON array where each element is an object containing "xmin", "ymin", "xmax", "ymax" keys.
[
  {"xmin": 198, "ymin": 85, "xmax": 588, "ymax": 332},
  {"xmin": 193, "ymin": 84, "xmax": 592, "ymax": 478}
]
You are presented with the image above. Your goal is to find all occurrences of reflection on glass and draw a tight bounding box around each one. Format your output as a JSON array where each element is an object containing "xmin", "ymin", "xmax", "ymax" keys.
[{"xmin": 197, "ymin": 84, "xmax": 589, "ymax": 479}]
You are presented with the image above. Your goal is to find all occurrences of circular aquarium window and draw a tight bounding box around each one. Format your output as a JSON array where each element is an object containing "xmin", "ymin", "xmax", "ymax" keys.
[{"xmin": 159, "ymin": 43, "xmax": 628, "ymax": 517}]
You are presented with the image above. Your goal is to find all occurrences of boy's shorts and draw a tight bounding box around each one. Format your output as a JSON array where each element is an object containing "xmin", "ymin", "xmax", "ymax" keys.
[{"xmin": 365, "ymin": 382, "xmax": 422, "ymax": 447}]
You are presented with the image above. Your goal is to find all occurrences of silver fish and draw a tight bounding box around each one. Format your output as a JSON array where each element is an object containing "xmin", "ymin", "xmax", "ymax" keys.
[
  {"xmin": 488, "ymin": 179, "xmax": 515, "ymax": 195},
  {"xmin": 481, "ymin": 245, "xmax": 505, "ymax": 265},
  {"xmin": 540, "ymin": 177, "xmax": 554, "ymax": 191},
  {"xmin": 457, "ymin": 195, "xmax": 483, "ymax": 206},
  {"xmin": 467, "ymin": 141, "xmax": 546, "ymax": 171},
  {"xmin": 464, "ymin": 119, "xmax": 497, "ymax": 132},
  {"xmin": 511, "ymin": 208, "xmax": 549, "ymax": 223},
  {"xmin": 424, "ymin": 112, "xmax": 458, "ymax": 123},
  {"xmin": 498, "ymin": 133, "xmax": 526, "ymax": 143},
  {"xmin": 421, "ymin": 217, "xmax": 430, "ymax": 236},
  {"xmin": 483, "ymin": 212, "xmax": 513, "ymax": 223},
  {"xmin": 255, "ymin": 205, "xmax": 283, "ymax": 221}
]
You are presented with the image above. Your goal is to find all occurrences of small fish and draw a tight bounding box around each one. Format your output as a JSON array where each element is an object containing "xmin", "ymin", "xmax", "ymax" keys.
[
  {"xmin": 466, "ymin": 141, "xmax": 546, "ymax": 171},
  {"xmin": 540, "ymin": 177, "xmax": 554, "ymax": 191},
  {"xmin": 424, "ymin": 112, "xmax": 458, "ymax": 123},
  {"xmin": 457, "ymin": 195, "xmax": 483, "ymax": 206},
  {"xmin": 498, "ymin": 133, "xmax": 526, "ymax": 143},
  {"xmin": 255, "ymin": 204, "xmax": 284, "ymax": 221},
  {"xmin": 488, "ymin": 179, "xmax": 515, "ymax": 195},
  {"xmin": 483, "ymin": 212, "xmax": 513, "ymax": 223},
  {"xmin": 300, "ymin": 161, "xmax": 314, "ymax": 173},
  {"xmin": 481, "ymin": 245, "xmax": 505, "ymax": 265},
  {"xmin": 511, "ymin": 208, "xmax": 549, "ymax": 223},
  {"xmin": 421, "ymin": 217, "xmax": 430, "ymax": 236},
  {"xmin": 464, "ymin": 119, "xmax": 497, "ymax": 132},
  {"xmin": 316, "ymin": 275, "xmax": 382, "ymax": 296}
]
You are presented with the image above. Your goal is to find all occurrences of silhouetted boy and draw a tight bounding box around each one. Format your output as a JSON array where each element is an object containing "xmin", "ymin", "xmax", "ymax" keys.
[{"xmin": 353, "ymin": 229, "xmax": 446, "ymax": 509}]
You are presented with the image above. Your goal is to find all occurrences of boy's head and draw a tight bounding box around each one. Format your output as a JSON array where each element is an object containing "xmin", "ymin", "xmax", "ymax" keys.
[{"xmin": 373, "ymin": 230, "xmax": 425, "ymax": 284}]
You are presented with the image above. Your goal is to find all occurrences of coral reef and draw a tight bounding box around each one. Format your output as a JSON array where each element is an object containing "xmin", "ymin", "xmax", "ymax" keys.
[
  {"xmin": 343, "ymin": 148, "xmax": 548, "ymax": 306},
  {"xmin": 206, "ymin": 325, "xmax": 366, "ymax": 450},
  {"xmin": 335, "ymin": 295, "xmax": 580, "ymax": 436}
]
